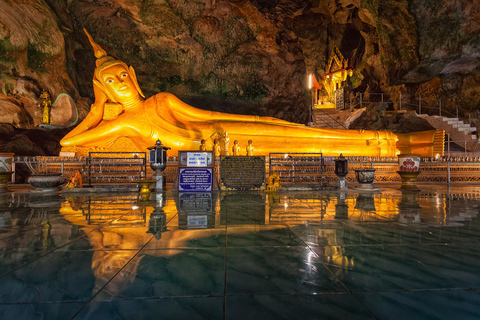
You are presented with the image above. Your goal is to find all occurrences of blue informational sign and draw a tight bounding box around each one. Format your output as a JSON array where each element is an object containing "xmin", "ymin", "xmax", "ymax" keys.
[
  {"xmin": 178, "ymin": 168, "xmax": 213, "ymax": 192},
  {"xmin": 178, "ymin": 192, "xmax": 213, "ymax": 213}
]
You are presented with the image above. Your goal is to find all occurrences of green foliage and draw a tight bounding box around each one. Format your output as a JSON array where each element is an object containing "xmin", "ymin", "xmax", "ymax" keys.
[
  {"xmin": 26, "ymin": 44, "xmax": 49, "ymax": 73},
  {"xmin": 350, "ymin": 70, "xmax": 364, "ymax": 89},
  {"xmin": 466, "ymin": 34, "xmax": 480, "ymax": 48},
  {"xmin": 140, "ymin": 1, "xmax": 188, "ymax": 36},
  {"xmin": 0, "ymin": 38, "xmax": 19, "ymax": 63},
  {"xmin": 165, "ymin": 0, "xmax": 205, "ymax": 24},
  {"xmin": 242, "ymin": 74, "xmax": 268, "ymax": 100}
]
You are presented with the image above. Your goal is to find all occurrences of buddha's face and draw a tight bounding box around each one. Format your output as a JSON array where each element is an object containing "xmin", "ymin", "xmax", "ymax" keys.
[{"xmin": 100, "ymin": 64, "xmax": 140, "ymax": 103}]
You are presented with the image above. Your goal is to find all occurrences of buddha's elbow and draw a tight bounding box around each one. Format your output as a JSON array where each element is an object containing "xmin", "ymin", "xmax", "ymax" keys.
[
  {"xmin": 60, "ymin": 134, "xmax": 78, "ymax": 147},
  {"xmin": 60, "ymin": 137, "xmax": 72, "ymax": 147}
]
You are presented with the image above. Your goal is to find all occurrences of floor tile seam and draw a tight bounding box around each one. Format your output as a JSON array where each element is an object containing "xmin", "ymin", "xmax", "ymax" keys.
[
  {"xmin": 158, "ymin": 212, "xmax": 179, "ymax": 231},
  {"xmin": 350, "ymin": 287, "xmax": 479, "ymax": 294},
  {"xmin": 50, "ymin": 248, "xmax": 151, "ymax": 252},
  {"xmin": 90, "ymin": 294, "xmax": 225, "ymax": 302},
  {"xmin": 0, "ymin": 219, "xmax": 130, "ymax": 280},
  {"xmin": 225, "ymin": 245, "xmax": 307, "ymax": 249},
  {"xmin": 224, "ymin": 224, "xmax": 290, "ymax": 227},
  {"xmin": 290, "ymin": 224, "xmax": 381, "ymax": 320},
  {"xmin": 0, "ymin": 300, "xmax": 90, "ymax": 305},
  {"xmin": 223, "ymin": 291, "xmax": 353, "ymax": 298},
  {"xmin": 381, "ymin": 242, "xmax": 478, "ymax": 288},
  {"xmin": 0, "ymin": 205, "xmax": 152, "ymax": 302},
  {"xmin": 418, "ymin": 228, "xmax": 478, "ymax": 240},
  {"xmin": 307, "ymin": 243, "xmax": 387, "ymax": 248},
  {"xmin": 284, "ymin": 222, "xmax": 383, "ymax": 320},
  {"xmin": 285, "ymin": 223, "xmax": 352, "ymax": 293},
  {"xmin": 17, "ymin": 292, "xmax": 370, "ymax": 304},
  {"xmin": 337, "ymin": 221, "xmax": 397, "ymax": 245},
  {"xmin": 71, "ymin": 221, "xmax": 169, "ymax": 319},
  {"xmin": 0, "ymin": 216, "xmax": 66, "ymax": 241},
  {"xmin": 223, "ymin": 204, "xmax": 228, "ymax": 320},
  {"xmin": 348, "ymin": 287, "xmax": 480, "ymax": 319}
]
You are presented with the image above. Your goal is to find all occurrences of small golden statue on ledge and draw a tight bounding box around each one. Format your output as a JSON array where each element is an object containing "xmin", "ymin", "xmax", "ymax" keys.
[
  {"xmin": 199, "ymin": 139, "xmax": 208, "ymax": 151},
  {"xmin": 213, "ymin": 139, "xmax": 221, "ymax": 157},
  {"xmin": 232, "ymin": 140, "xmax": 241, "ymax": 156},
  {"xmin": 222, "ymin": 132, "xmax": 230, "ymax": 156},
  {"xmin": 40, "ymin": 90, "xmax": 52, "ymax": 124},
  {"xmin": 246, "ymin": 140, "xmax": 254, "ymax": 156}
]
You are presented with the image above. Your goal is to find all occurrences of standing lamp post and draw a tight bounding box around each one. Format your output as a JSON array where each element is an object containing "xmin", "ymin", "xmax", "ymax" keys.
[
  {"xmin": 334, "ymin": 153, "xmax": 348, "ymax": 190},
  {"xmin": 148, "ymin": 140, "xmax": 171, "ymax": 191}
]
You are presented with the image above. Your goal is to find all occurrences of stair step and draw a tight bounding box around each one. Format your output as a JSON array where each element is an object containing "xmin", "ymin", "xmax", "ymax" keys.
[
  {"xmin": 442, "ymin": 117, "xmax": 459, "ymax": 121},
  {"xmin": 448, "ymin": 120, "xmax": 463, "ymax": 125}
]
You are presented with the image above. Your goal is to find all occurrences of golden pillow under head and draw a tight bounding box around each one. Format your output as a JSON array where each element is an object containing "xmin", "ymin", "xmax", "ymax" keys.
[{"xmin": 103, "ymin": 103, "xmax": 123, "ymax": 120}]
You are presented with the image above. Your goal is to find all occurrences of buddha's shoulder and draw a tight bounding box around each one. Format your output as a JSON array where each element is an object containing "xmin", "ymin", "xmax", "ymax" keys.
[
  {"xmin": 144, "ymin": 93, "xmax": 178, "ymax": 110},
  {"xmin": 150, "ymin": 92, "xmax": 179, "ymax": 102}
]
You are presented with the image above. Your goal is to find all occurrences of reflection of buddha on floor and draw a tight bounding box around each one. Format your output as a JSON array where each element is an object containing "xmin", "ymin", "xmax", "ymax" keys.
[
  {"xmin": 59, "ymin": 196, "xmax": 282, "ymax": 298},
  {"xmin": 60, "ymin": 29, "xmax": 443, "ymax": 157}
]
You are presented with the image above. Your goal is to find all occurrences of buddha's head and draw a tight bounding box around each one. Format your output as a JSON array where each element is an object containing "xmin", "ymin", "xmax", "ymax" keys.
[
  {"xmin": 98, "ymin": 64, "xmax": 140, "ymax": 103},
  {"xmin": 85, "ymin": 29, "xmax": 145, "ymax": 103}
]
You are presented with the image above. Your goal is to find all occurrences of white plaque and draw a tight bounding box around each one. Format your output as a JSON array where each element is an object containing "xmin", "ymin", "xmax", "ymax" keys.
[
  {"xmin": 187, "ymin": 215, "xmax": 208, "ymax": 228},
  {"xmin": 187, "ymin": 152, "xmax": 208, "ymax": 167}
]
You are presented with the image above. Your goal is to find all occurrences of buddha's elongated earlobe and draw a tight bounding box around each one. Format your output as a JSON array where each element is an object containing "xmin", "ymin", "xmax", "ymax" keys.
[
  {"xmin": 129, "ymin": 66, "xmax": 145, "ymax": 98},
  {"xmin": 93, "ymin": 79, "xmax": 117, "ymax": 103}
]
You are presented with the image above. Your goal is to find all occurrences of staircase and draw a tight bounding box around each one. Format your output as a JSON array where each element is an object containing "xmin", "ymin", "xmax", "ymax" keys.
[
  {"xmin": 313, "ymin": 108, "xmax": 347, "ymax": 129},
  {"xmin": 417, "ymin": 114, "xmax": 478, "ymax": 152}
]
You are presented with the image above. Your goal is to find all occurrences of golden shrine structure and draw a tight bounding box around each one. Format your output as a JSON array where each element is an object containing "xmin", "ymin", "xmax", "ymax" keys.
[{"xmin": 309, "ymin": 44, "xmax": 355, "ymax": 109}]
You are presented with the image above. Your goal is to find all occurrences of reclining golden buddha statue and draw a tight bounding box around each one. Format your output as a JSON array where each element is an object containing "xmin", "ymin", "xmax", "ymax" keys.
[{"xmin": 60, "ymin": 30, "xmax": 444, "ymax": 157}]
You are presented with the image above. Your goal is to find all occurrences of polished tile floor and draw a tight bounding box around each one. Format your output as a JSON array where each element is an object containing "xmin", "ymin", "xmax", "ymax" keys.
[{"xmin": 1, "ymin": 185, "xmax": 480, "ymax": 319}]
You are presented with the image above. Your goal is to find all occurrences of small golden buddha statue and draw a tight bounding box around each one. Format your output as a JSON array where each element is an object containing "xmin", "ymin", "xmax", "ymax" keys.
[
  {"xmin": 60, "ymin": 29, "xmax": 443, "ymax": 157},
  {"xmin": 232, "ymin": 140, "xmax": 241, "ymax": 156},
  {"xmin": 40, "ymin": 91, "xmax": 52, "ymax": 124},
  {"xmin": 199, "ymin": 139, "xmax": 208, "ymax": 151},
  {"xmin": 246, "ymin": 140, "xmax": 254, "ymax": 156},
  {"xmin": 222, "ymin": 132, "xmax": 230, "ymax": 156},
  {"xmin": 213, "ymin": 139, "xmax": 221, "ymax": 157}
]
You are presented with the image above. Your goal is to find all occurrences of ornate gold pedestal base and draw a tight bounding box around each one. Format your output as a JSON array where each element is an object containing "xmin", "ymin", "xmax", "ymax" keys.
[
  {"xmin": 0, "ymin": 172, "xmax": 13, "ymax": 193},
  {"xmin": 397, "ymin": 171, "xmax": 421, "ymax": 191}
]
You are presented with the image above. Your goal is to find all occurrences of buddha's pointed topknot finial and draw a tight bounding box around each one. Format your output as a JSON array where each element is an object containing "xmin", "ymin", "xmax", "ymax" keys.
[{"xmin": 84, "ymin": 28, "xmax": 107, "ymax": 60}]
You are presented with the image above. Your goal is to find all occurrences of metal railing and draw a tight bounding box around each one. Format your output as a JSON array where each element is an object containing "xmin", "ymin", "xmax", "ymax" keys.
[
  {"xmin": 313, "ymin": 109, "xmax": 347, "ymax": 129},
  {"xmin": 349, "ymin": 93, "xmax": 468, "ymax": 123},
  {"xmin": 13, "ymin": 154, "xmax": 480, "ymax": 186}
]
